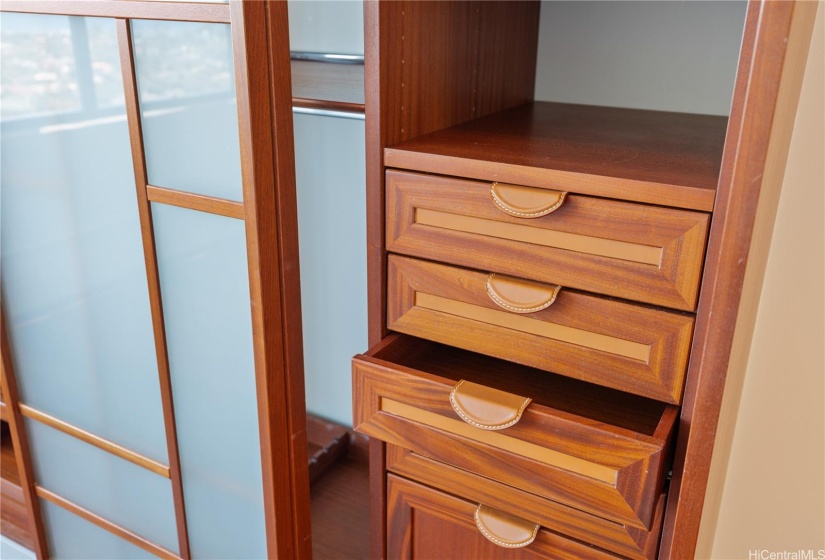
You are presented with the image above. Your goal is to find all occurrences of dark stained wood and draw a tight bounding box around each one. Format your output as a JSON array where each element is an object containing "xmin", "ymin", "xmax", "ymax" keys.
[
  {"xmin": 387, "ymin": 445, "xmax": 665, "ymax": 560},
  {"xmin": 387, "ymin": 256, "xmax": 695, "ymax": 403},
  {"xmin": 306, "ymin": 415, "xmax": 350, "ymax": 485},
  {"xmin": 364, "ymin": 0, "xmax": 540, "ymax": 347},
  {"xmin": 230, "ymin": 2, "xmax": 311, "ymax": 558},
  {"xmin": 310, "ymin": 452, "xmax": 370, "ymax": 560},
  {"xmin": 146, "ymin": 185, "xmax": 245, "ymax": 220},
  {"xmin": 353, "ymin": 334, "xmax": 676, "ymax": 529},
  {"xmin": 1, "ymin": 423, "xmax": 34, "ymax": 551},
  {"xmin": 117, "ymin": 19, "xmax": 191, "ymax": 559},
  {"xmin": 385, "ymin": 102, "xmax": 728, "ymax": 212},
  {"xmin": 291, "ymin": 60, "xmax": 364, "ymax": 114},
  {"xmin": 386, "ymin": 170, "xmax": 710, "ymax": 312},
  {"xmin": 387, "ymin": 475, "xmax": 623, "ymax": 560},
  {"xmin": 35, "ymin": 486, "xmax": 180, "ymax": 560},
  {"xmin": 369, "ymin": 438, "xmax": 386, "ymax": 560},
  {"xmin": 0, "ymin": 0, "xmax": 230, "ymax": 22},
  {"xmin": 0, "ymin": 304, "xmax": 48, "ymax": 558},
  {"xmin": 661, "ymin": 2, "xmax": 819, "ymax": 557}
]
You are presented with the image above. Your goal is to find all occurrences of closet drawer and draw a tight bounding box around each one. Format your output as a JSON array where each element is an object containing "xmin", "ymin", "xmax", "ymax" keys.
[
  {"xmin": 387, "ymin": 445, "xmax": 665, "ymax": 560},
  {"xmin": 388, "ymin": 255, "xmax": 694, "ymax": 403},
  {"xmin": 387, "ymin": 475, "xmax": 628, "ymax": 560},
  {"xmin": 353, "ymin": 335, "xmax": 677, "ymax": 529},
  {"xmin": 386, "ymin": 169, "xmax": 710, "ymax": 311}
]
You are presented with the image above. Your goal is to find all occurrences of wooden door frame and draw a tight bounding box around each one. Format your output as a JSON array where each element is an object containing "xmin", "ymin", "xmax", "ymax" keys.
[{"xmin": 0, "ymin": 2, "xmax": 311, "ymax": 558}]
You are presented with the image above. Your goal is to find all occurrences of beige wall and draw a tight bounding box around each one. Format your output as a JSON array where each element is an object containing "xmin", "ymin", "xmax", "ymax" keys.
[{"xmin": 707, "ymin": 5, "xmax": 825, "ymax": 559}]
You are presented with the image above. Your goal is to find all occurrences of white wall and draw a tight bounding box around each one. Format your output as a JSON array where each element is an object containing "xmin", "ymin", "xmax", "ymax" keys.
[
  {"xmin": 708, "ymin": 6, "xmax": 825, "ymax": 558},
  {"xmin": 535, "ymin": 1, "xmax": 748, "ymax": 115}
]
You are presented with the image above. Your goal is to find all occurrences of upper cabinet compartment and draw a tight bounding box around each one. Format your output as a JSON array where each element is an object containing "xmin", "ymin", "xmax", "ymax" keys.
[{"xmin": 377, "ymin": 1, "xmax": 748, "ymax": 211}]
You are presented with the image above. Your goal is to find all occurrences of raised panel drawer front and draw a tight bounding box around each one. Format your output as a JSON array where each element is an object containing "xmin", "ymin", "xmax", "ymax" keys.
[
  {"xmin": 385, "ymin": 169, "xmax": 710, "ymax": 311},
  {"xmin": 386, "ymin": 445, "xmax": 665, "ymax": 560},
  {"xmin": 387, "ymin": 475, "xmax": 626, "ymax": 560},
  {"xmin": 353, "ymin": 335, "xmax": 678, "ymax": 529},
  {"xmin": 388, "ymin": 255, "xmax": 694, "ymax": 403}
]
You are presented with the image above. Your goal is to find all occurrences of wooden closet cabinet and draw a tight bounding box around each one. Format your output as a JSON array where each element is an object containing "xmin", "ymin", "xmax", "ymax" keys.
[{"xmin": 353, "ymin": 2, "xmax": 818, "ymax": 559}]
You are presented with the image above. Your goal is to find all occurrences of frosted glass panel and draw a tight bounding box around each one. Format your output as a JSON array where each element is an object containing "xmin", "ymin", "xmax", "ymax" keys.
[
  {"xmin": 0, "ymin": 13, "xmax": 169, "ymax": 464},
  {"xmin": 40, "ymin": 500, "xmax": 154, "ymax": 560},
  {"xmin": 152, "ymin": 204, "xmax": 266, "ymax": 559},
  {"xmin": 26, "ymin": 420, "xmax": 178, "ymax": 554},
  {"xmin": 294, "ymin": 114, "xmax": 367, "ymax": 426},
  {"xmin": 132, "ymin": 20, "xmax": 242, "ymax": 201},
  {"xmin": 288, "ymin": 1, "xmax": 364, "ymax": 55}
]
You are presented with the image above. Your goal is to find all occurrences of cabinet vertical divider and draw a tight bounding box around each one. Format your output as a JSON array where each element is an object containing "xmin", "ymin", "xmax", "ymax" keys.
[{"xmin": 115, "ymin": 18, "xmax": 191, "ymax": 560}]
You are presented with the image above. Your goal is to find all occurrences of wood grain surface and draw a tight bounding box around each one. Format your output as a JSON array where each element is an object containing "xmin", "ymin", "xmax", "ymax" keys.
[
  {"xmin": 386, "ymin": 169, "xmax": 710, "ymax": 312},
  {"xmin": 291, "ymin": 60, "xmax": 364, "ymax": 113},
  {"xmin": 387, "ymin": 256, "xmax": 695, "ymax": 403},
  {"xmin": 387, "ymin": 475, "xmax": 624, "ymax": 560},
  {"xmin": 353, "ymin": 335, "xmax": 676, "ymax": 529},
  {"xmin": 385, "ymin": 102, "xmax": 727, "ymax": 212},
  {"xmin": 387, "ymin": 444, "xmax": 665, "ymax": 560}
]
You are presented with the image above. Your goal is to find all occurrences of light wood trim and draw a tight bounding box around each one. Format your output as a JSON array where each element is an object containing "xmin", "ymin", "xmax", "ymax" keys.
[
  {"xmin": 117, "ymin": 18, "xmax": 191, "ymax": 559},
  {"xmin": 0, "ymin": 303, "xmax": 50, "ymax": 558},
  {"xmin": 415, "ymin": 208, "xmax": 663, "ymax": 266},
  {"xmin": 380, "ymin": 399, "xmax": 617, "ymax": 485},
  {"xmin": 662, "ymin": 1, "xmax": 819, "ymax": 557},
  {"xmin": 415, "ymin": 292, "xmax": 652, "ymax": 362},
  {"xmin": 19, "ymin": 404, "xmax": 170, "ymax": 478},
  {"xmin": 35, "ymin": 486, "xmax": 181, "ymax": 560},
  {"xmin": 0, "ymin": 0, "xmax": 230, "ymax": 23},
  {"xmin": 230, "ymin": 2, "xmax": 312, "ymax": 558},
  {"xmin": 146, "ymin": 185, "xmax": 245, "ymax": 220}
]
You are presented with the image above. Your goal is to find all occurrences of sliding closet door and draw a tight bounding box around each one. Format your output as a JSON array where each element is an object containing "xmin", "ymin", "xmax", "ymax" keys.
[{"xmin": 0, "ymin": 2, "xmax": 309, "ymax": 559}]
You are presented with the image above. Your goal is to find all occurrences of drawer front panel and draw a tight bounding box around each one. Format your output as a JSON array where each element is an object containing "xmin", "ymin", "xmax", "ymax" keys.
[
  {"xmin": 388, "ymin": 475, "xmax": 623, "ymax": 560},
  {"xmin": 387, "ymin": 444, "xmax": 664, "ymax": 560},
  {"xmin": 353, "ymin": 336, "xmax": 677, "ymax": 528},
  {"xmin": 386, "ymin": 169, "xmax": 710, "ymax": 311},
  {"xmin": 388, "ymin": 255, "xmax": 694, "ymax": 403}
]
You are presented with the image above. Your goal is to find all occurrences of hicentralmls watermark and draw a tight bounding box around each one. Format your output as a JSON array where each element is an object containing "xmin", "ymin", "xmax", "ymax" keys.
[{"xmin": 748, "ymin": 551, "xmax": 825, "ymax": 560}]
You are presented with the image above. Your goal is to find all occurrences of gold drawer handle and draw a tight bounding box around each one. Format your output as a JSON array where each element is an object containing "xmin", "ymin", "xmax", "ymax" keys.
[
  {"xmin": 449, "ymin": 380, "xmax": 531, "ymax": 431},
  {"xmin": 474, "ymin": 505, "xmax": 539, "ymax": 549},
  {"xmin": 490, "ymin": 182, "xmax": 567, "ymax": 218},
  {"xmin": 486, "ymin": 273, "xmax": 561, "ymax": 314}
]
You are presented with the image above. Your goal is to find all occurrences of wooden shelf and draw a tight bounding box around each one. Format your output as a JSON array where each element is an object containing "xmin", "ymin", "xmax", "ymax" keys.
[
  {"xmin": 291, "ymin": 60, "xmax": 364, "ymax": 114},
  {"xmin": 384, "ymin": 101, "xmax": 728, "ymax": 212},
  {"xmin": 1, "ymin": 421, "xmax": 33, "ymax": 551}
]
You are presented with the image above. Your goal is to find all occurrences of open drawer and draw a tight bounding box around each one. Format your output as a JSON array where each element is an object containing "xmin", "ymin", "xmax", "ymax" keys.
[
  {"xmin": 352, "ymin": 334, "xmax": 677, "ymax": 529},
  {"xmin": 386, "ymin": 169, "xmax": 710, "ymax": 311},
  {"xmin": 388, "ymin": 255, "xmax": 694, "ymax": 403}
]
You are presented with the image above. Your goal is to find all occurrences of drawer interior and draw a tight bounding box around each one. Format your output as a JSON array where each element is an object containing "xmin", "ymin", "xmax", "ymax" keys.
[{"xmin": 367, "ymin": 334, "xmax": 669, "ymax": 437}]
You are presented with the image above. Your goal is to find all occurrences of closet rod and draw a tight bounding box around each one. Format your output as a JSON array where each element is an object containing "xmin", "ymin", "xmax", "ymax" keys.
[
  {"xmin": 292, "ymin": 106, "xmax": 365, "ymax": 121},
  {"xmin": 290, "ymin": 51, "xmax": 364, "ymax": 64}
]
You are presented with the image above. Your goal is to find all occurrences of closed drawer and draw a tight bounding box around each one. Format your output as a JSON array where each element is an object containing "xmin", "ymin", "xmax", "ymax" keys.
[
  {"xmin": 386, "ymin": 169, "xmax": 710, "ymax": 311},
  {"xmin": 353, "ymin": 334, "xmax": 677, "ymax": 529},
  {"xmin": 388, "ymin": 475, "xmax": 633, "ymax": 560},
  {"xmin": 388, "ymin": 255, "xmax": 694, "ymax": 403},
  {"xmin": 387, "ymin": 445, "xmax": 665, "ymax": 560}
]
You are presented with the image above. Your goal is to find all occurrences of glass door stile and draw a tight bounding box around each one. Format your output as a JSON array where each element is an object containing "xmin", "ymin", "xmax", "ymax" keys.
[{"xmin": 0, "ymin": 2, "xmax": 306, "ymax": 558}]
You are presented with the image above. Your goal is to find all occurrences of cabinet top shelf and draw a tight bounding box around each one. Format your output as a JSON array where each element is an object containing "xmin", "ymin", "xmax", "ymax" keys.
[{"xmin": 385, "ymin": 102, "xmax": 728, "ymax": 212}]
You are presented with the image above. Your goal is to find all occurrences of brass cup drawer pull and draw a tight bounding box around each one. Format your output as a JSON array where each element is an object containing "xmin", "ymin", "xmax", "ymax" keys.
[
  {"xmin": 474, "ymin": 504, "xmax": 540, "ymax": 549},
  {"xmin": 490, "ymin": 182, "xmax": 567, "ymax": 218},
  {"xmin": 449, "ymin": 380, "xmax": 532, "ymax": 431},
  {"xmin": 486, "ymin": 273, "xmax": 561, "ymax": 314}
]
